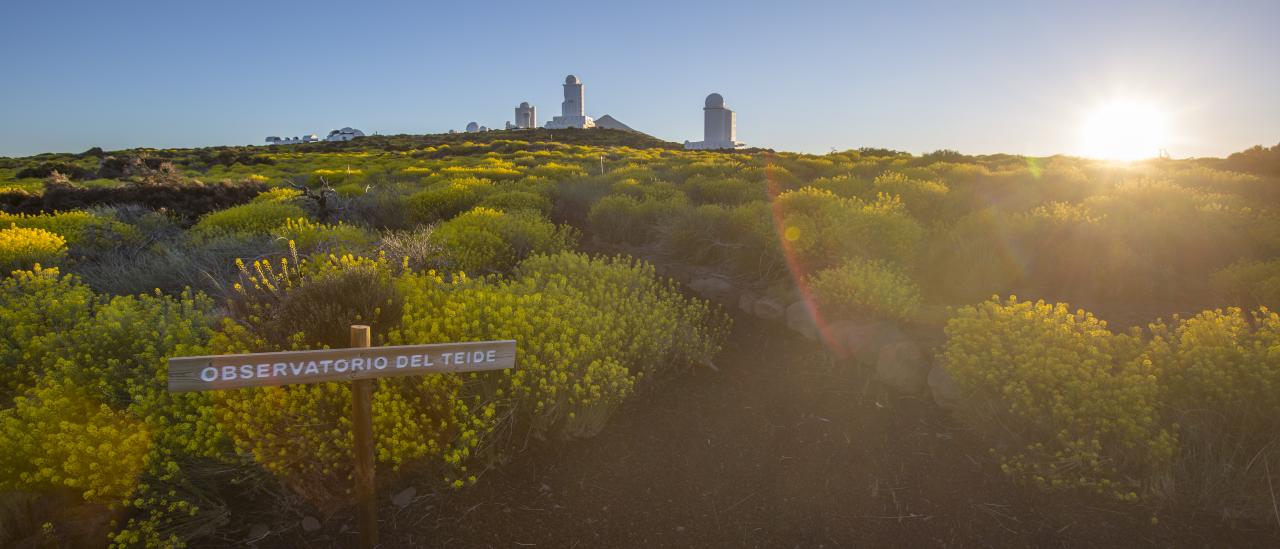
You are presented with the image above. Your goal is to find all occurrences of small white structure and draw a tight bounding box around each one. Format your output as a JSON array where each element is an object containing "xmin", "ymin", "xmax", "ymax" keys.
[
  {"xmin": 545, "ymin": 75, "xmax": 595, "ymax": 129},
  {"xmin": 266, "ymin": 134, "xmax": 321, "ymax": 145},
  {"xmin": 514, "ymin": 101, "xmax": 537, "ymax": 129},
  {"xmin": 465, "ymin": 122, "xmax": 480, "ymax": 133},
  {"xmin": 325, "ymin": 127, "xmax": 366, "ymax": 142},
  {"xmin": 685, "ymin": 93, "xmax": 745, "ymax": 150}
]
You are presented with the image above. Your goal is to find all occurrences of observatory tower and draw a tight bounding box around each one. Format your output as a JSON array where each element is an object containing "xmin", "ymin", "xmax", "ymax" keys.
[
  {"xmin": 545, "ymin": 75, "xmax": 595, "ymax": 129},
  {"xmin": 685, "ymin": 93, "xmax": 745, "ymax": 150}
]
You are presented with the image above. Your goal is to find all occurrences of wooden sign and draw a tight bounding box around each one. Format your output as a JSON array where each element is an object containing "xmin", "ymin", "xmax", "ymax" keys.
[
  {"xmin": 166, "ymin": 328, "xmax": 517, "ymax": 549},
  {"xmin": 167, "ymin": 339, "xmax": 517, "ymax": 393}
]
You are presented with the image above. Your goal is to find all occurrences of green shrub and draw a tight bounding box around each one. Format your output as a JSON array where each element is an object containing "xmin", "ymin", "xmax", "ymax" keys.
[
  {"xmin": 942, "ymin": 296, "xmax": 1175, "ymax": 501},
  {"xmin": 429, "ymin": 207, "xmax": 577, "ymax": 274},
  {"xmin": 809, "ymin": 258, "xmax": 921, "ymax": 321},
  {"xmin": 587, "ymin": 194, "xmax": 687, "ymax": 245},
  {"xmin": 1, "ymin": 225, "xmax": 67, "ymax": 274},
  {"xmin": 189, "ymin": 200, "xmax": 307, "ymax": 240},
  {"xmin": 684, "ymin": 176, "xmax": 762, "ymax": 205},
  {"xmin": 405, "ymin": 176, "xmax": 495, "ymax": 224},
  {"xmin": 872, "ymin": 171, "xmax": 951, "ymax": 220},
  {"xmin": 477, "ymin": 189, "xmax": 552, "ymax": 215},
  {"xmin": 662, "ymin": 202, "xmax": 787, "ymax": 283},
  {"xmin": 1211, "ymin": 259, "xmax": 1280, "ymax": 308}
]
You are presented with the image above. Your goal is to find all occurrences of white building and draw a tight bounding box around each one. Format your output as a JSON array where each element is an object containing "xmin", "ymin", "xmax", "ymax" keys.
[
  {"xmin": 514, "ymin": 101, "xmax": 537, "ymax": 129},
  {"xmin": 684, "ymin": 93, "xmax": 745, "ymax": 150},
  {"xmin": 465, "ymin": 122, "xmax": 480, "ymax": 133},
  {"xmin": 325, "ymin": 127, "xmax": 366, "ymax": 142},
  {"xmin": 545, "ymin": 75, "xmax": 595, "ymax": 129},
  {"xmin": 265, "ymin": 134, "xmax": 321, "ymax": 145}
]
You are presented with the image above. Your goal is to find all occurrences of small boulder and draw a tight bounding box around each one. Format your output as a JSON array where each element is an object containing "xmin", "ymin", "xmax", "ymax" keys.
[
  {"xmin": 928, "ymin": 364, "xmax": 963, "ymax": 411},
  {"xmin": 837, "ymin": 320, "xmax": 905, "ymax": 365},
  {"xmin": 300, "ymin": 516, "xmax": 322, "ymax": 532},
  {"xmin": 247, "ymin": 523, "xmax": 270, "ymax": 542},
  {"xmin": 786, "ymin": 300, "xmax": 818, "ymax": 340},
  {"xmin": 753, "ymin": 297, "xmax": 785, "ymax": 321},
  {"xmin": 391, "ymin": 486, "xmax": 416, "ymax": 509},
  {"xmin": 689, "ymin": 276, "xmax": 733, "ymax": 301},
  {"xmin": 738, "ymin": 291, "xmax": 759, "ymax": 315},
  {"xmin": 875, "ymin": 339, "xmax": 929, "ymax": 394}
]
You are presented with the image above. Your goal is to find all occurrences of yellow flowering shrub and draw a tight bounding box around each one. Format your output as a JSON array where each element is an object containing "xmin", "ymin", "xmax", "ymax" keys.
[
  {"xmin": 1, "ymin": 225, "xmax": 67, "ymax": 274},
  {"xmin": 1145, "ymin": 308, "xmax": 1280, "ymax": 520},
  {"xmin": 942, "ymin": 296, "xmax": 1175, "ymax": 501},
  {"xmin": 773, "ymin": 187, "xmax": 923, "ymax": 272},
  {"xmin": 429, "ymin": 207, "xmax": 577, "ymax": 274},
  {"xmin": 0, "ymin": 210, "xmax": 136, "ymax": 249},
  {"xmin": 393, "ymin": 252, "xmax": 729, "ymax": 442},
  {"xmin": 0, "ymin": 379, "xmax": 151, "ymax": 505},
  {"xmin": 0, "ymin": 266, "xmax": 96, "ymax": 400},
  {"xmin": 809, "ymin": 258, "xmax": 921, "ymax": 321},
  {"xmin": 250, "ymin": 186, "xmax": 303, "ymax": 203},
  {"xmin": 0, "ymin": 266, "xmax": 227, "ymax": 547},
  {"xmin": 189, "ymin": 200, "xmax": 308, "ymax": 240}
]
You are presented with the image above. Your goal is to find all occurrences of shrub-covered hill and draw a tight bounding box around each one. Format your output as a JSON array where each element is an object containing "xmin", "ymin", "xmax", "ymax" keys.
[{"xmin": 4, "ymin": 135, "xmax": 1280, "ymax": 546}]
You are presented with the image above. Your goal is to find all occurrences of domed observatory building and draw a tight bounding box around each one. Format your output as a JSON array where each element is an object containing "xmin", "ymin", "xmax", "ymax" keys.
[
  {"xmin": 545, "ymin": 75, "xmax": 595, "ymax": 129},
  {"xmin": 514, "ymin": 102, "xmax": 537, "ymax": 129},
  {"xmin": 465, "ymin": 121, "xmax": 480, "ymax": 133},
  {"xmin": 685, "ymin": 93, "xmax": 745, "ymax": 150}
]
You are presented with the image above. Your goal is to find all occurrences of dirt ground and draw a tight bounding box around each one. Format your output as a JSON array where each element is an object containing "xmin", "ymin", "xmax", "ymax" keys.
[{"xmin": 267, "ymin": 316, "xmax": 1266, "ymax": 549}]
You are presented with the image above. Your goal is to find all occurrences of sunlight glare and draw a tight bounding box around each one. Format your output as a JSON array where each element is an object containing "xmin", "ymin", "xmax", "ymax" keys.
[{"xmin": 1078, "ymin": 100, "xmax": 1170, "ymax": 161}]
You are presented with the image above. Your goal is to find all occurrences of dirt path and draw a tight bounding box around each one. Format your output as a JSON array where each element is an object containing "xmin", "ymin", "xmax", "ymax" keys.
[{"xmin": 345, "ymin": 317, "xmax": 1269, "ymax": 548}]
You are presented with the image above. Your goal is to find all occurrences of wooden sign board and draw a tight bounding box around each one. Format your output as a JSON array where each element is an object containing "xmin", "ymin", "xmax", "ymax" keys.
[{"xmin": 168, "ymin": 340, "xmax": 516, "ymax": 393}]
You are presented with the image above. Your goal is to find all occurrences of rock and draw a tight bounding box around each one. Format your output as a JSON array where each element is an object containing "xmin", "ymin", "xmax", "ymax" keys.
[
  {"xmin": 247, "ymin": 523, "xmax": 270, "ymax": 542},
  {"xmin": 829, "ymin": 320, "xmax": 904, "ymax": 364},
  {"xmin": 688, "ymin": 276, "xmax": 733, "ymax": 301},
  {"xmin": 928, "ymin": 364, "xmax": 963, "ymax": 411},
  {"xmin": 738, "ymin": 291, "xmax": 759, "ymax": 315},
  {"xmin": 753, "ymin": 297, "xmax": 785, "ymax": 321},
  {"xmin": 391, "ymin": 486, "xmax": 416, "ymax": 509},
  {"xmin": 875, "ymin": 339, "xmax": 929, "ymax": 394},
  {"xmin": 786, "ymin": 300, "xmax": 818, "ymax": 340},
  {"xmin": 300, "ymin": 516, "xmax": 322, "ymax": 532}
]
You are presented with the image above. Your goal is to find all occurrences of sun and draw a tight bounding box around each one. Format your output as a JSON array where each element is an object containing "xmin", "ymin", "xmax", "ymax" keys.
[{"xmin": 1078, "ymin": 100, "xmax": 1171, "ymax": 161}]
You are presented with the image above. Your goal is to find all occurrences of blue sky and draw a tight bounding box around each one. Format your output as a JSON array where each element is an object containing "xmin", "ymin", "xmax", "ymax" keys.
[{"xmin": 1, "ymin": 0, "xmax": 1276, "ymax": 157}]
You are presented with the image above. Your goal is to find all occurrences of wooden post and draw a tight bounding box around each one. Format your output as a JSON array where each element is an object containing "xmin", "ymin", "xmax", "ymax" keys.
[{"xmin": 350, "ymin": 325, "xmax": 377, "ymax": 548}]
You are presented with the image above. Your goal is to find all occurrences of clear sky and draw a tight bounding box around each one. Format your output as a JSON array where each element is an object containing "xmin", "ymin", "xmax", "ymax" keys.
[{"xmin": 1, "ymin": 0, "xmax": 1276, "ymax": 158}]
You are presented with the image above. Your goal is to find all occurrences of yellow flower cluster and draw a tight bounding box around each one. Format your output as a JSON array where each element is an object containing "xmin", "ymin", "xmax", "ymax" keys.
[
  {"xmin": 1, "ymin": 224, "xmax": 67, "ymax": 274},
  {"xmin": 0, "ymin": 210, "xmax": 137, "ymax": 248}
]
